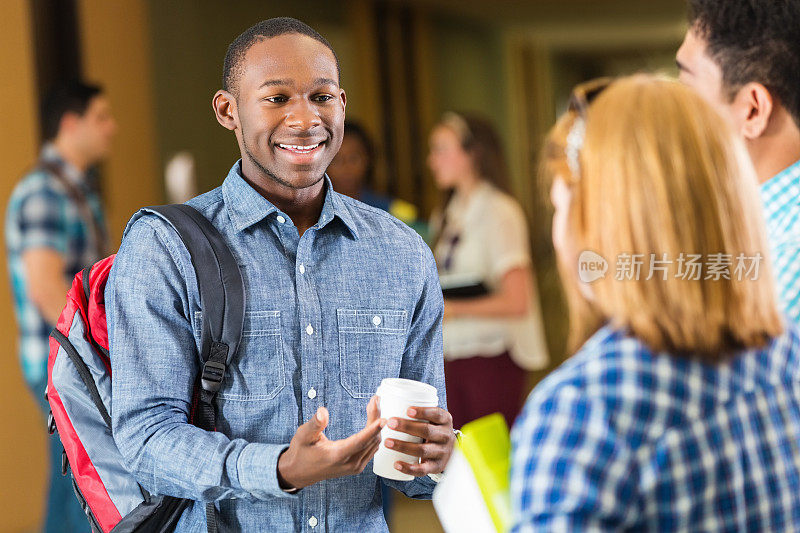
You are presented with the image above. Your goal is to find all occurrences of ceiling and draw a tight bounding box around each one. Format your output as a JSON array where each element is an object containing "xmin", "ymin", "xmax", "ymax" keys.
[{"xmin": 389, "ymin": 0, "xmax": 686, "ymax": 25}]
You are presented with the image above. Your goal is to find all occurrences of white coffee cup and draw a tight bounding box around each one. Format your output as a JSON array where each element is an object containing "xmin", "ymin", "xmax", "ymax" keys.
[{"xmin": 373, "ymin": 378, "xmax": 439, "ymax": 481}]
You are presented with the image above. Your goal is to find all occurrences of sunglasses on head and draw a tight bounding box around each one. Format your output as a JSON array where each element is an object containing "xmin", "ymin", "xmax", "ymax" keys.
[
  {"xmin": 565, "ymin": 77, "xmax": 615, "ymax": 178},
  {"xmin": 568, "ymin": 77, "xmax": 614, "ymax": 115}
]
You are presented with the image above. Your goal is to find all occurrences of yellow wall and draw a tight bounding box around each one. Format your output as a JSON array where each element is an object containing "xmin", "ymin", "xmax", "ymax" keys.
[
  {"xmin": 0, "ymin": 2, "xmax": 47, "ymax": 531},
  {"xmin": 0, "ymin": 3, "xmax": 162, "ymax": 531},
  {"xmin": 78, "ymin": 0, "xmax": 163, "ymax": 246}
]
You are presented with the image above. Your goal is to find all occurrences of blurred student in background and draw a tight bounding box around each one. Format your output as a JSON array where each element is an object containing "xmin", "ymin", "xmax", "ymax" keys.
[
  {"xmin": 511, "ymin": 75, "xmax": 800, "ymax": 530},
  {"xmin": 428, "ymin": 112, "xmax": 548, "ymax": 430},
  {"xmin": 677, "ymin": 0, "xmax": 800, "ymax": 322},
  {"xmin": 327, "ymin": 121, "xmax": 427, "ymax": 238},
  {"xmin": 5, "ymin": 81, "xmax": 115, "ymax": 532}
]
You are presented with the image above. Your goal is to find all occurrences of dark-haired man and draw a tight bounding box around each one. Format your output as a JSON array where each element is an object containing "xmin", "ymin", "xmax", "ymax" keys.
[
  {"xmin": 677, "ymin": 0, "xmax": 800, "ymax": 321},
  {"xmin": 5, "ymin": 81, "xmax": 115, "ymax": 532},
  {"xmin": 108, "ymin": 17, "xmax": 454, "ymax": 531}
]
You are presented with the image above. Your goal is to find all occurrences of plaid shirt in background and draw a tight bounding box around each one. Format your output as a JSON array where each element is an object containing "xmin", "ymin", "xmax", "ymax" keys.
[
  {"xmin": 761, "ymin": 160, "xmax": 800, "ymax": 323},
  {"xmin": 510, "ymin": 324, "xmax": 800, "ymax": 532},
  {"xmin": 5, "ymin": 144, "xmax": 106, "ymax": 389}
]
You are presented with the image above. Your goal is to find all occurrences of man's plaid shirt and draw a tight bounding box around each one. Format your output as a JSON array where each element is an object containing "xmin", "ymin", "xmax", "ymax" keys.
[{"xmin": 5, "ymin": 144, "xmax": 106, "ymax": 388}]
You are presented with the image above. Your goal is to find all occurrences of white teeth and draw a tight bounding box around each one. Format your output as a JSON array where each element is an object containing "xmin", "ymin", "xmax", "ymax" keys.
[{"xmin": 279, "ymin": 143, "xmax": 321, "ymax": 152}]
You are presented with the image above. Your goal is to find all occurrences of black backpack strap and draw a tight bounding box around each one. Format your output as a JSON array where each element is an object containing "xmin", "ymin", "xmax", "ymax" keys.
[
  {"xmin": 80, "ymin": 265, "xmax": 110, "ymax": 359},
  {"xmin": 146, "ymin": 204, "xmax": 245, "ymax": 378},
  {"xmin": 144, "ymin": 204, "xmax": 245, "ymax": 533}
]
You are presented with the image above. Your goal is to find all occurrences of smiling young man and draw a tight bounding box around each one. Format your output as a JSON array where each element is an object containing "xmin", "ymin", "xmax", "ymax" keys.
[
  {"xmin": 676, "ymin": 0, "xmax": 800, "ymax": 322},
  {"xmin": 106, "ymin": 17, "xmax": 454, "ymax": 532}
]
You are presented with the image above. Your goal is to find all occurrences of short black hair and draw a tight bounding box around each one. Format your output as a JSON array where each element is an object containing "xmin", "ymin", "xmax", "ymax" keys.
[
  {"xmin": 688, "ymin": 0, "xmax": 800, "ymax": 127},
  {"xmin": 41, "ymin": 81, "xmax": 102, "ymax": 141},
  {"xmin": 222, "ymin": 17, "xmax": 340, "ymax": 96}
]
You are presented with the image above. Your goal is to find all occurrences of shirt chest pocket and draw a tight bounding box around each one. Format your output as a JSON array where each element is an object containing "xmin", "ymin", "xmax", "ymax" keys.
[
  {"xmin": 337, "ymin": 309, "xmax": 408, "ymax": 399},
  {"xmin": 193, "ymin": 310, "xmax": 285, "ymax": 401}
]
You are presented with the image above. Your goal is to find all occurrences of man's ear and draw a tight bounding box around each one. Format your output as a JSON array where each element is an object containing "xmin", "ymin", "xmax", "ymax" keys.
[
  {"xmin": 339, "ymin": 88, "xmax": 347, "ymax": 111},
  {"xmin": 733, "ymin": 82, "xmax": 774, "ymax": 140},
  {"xmin": 59, "ymin": 111, "xmax": 80, "ymax": 134},
  {"xmin": 213, "ymin": 90, "xmax": 238, "ymax": 131}
]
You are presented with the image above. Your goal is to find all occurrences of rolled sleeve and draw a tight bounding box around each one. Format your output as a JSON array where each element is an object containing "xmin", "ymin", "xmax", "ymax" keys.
[
  {"xmin": 108, "ymin": 216, "xmax": 290, "ymax": 502},
  {"xmin": 17, "ymin": 186, "xmax": 68, "ymax": 254}
]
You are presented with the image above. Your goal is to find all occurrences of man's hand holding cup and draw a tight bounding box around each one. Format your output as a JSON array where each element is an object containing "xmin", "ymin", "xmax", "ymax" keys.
[
  {"xmin": 372, "ymin": 378, "xmax": 455, "ymax": 480},
  {"xmin": 384, "ymin": 405, "xmax": 455, "ymax": 477}
]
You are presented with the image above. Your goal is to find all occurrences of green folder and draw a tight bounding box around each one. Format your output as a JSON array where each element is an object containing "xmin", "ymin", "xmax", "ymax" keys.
[{"xmin": 457, "ymin": 413, "xmax": 513, "ymax": 533}]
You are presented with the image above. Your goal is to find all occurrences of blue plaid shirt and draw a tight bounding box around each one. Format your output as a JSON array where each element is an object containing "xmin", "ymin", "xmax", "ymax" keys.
[
  {"xmin": 510, "ymin": 324, "xmax": 800, "ymax": 531},
  {"xmin": 761, "ymin": 160, "xmax": 800, "ymax": 323},
  {"xmin": 5, "ymin": 145, "xmax": 106, "ymax": 388},
  {"xmin": 107, "ymin": 161, "xmax": 445, "ymax": 531}
]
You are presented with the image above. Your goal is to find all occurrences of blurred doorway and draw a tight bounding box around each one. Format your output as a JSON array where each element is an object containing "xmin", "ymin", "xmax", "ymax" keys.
[
  {"xmin": 505, "ymin": 21, "xmax": 684, "ymax": 367},
  {"xmin": 31, "ymin": 0, "xmax": 83, "ymax": 141}
]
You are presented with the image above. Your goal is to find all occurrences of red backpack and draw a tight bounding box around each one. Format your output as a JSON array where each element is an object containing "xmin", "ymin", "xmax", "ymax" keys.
[{"xmin": 46, "ymin": 204, "xmax": 245, "ymax": 533}]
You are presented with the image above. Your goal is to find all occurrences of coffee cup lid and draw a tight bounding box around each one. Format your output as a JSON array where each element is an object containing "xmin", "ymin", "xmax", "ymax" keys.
[{"xmin": 376, "ymin": 378, "xmax": 438, "ymax": 404}]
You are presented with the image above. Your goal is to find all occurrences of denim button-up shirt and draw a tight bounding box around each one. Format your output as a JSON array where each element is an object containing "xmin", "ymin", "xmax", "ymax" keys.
[{"xmin": 107, "ymin": 161, "xmax": 445, "ymax": 532}]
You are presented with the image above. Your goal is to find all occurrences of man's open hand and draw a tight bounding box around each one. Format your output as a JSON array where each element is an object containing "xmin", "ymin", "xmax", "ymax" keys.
[
  {"xmin": 277, "ymin": 396, "xmax": 384, "ymax": 490},
  {"xmin": 384, "ymin": 406, "xmax": 455, "ymax": 477}
]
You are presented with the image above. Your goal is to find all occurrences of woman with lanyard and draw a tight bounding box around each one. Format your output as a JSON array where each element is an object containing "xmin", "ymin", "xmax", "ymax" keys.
[{"xmin": 427, "ymin": 112, "xmax": 548, "ymax": 430}]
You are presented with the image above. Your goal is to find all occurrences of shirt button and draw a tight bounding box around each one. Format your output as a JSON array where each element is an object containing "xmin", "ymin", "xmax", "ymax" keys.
[
  {"xmin": 299, "ymin": 264, "xmax": 305, "ymax": 274},
  {"xmin": 276, "ymin": 215, "xmax": 286, "ymax": 224},
  {"xmin": 306, "ymin": 324, "xmax": 314, "ymax": 335},
  {"xmin": 308, "ymin": 516, "xmax": 318, "ymax": 528},
  {"xmin": 307, "ymin": 387, "xmax": 317, "ymax": 399},
  {"xmin": 373, "ymin": 315, "xmax": 382, "ymax": 326}
]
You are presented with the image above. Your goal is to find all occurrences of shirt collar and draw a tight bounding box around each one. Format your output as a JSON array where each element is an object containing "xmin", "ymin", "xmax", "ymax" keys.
[
  {"xmin": 40, "ymin": 143, "xmax": 85, "ymax": 187},
  {"xmin": 222, "ymin": 160, "xmax": 359, "ymax": 239},
  {"xmin": 760, "ymin": 159, "xmax": 800, "ymax": 223},
  {"xmin": 325, "ymin": 179, "xmax": 360, "ymax": 239}
]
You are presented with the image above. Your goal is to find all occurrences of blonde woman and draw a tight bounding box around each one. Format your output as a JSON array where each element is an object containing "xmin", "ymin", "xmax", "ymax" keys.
[
  {"xmin": 427, "ymin": 112, "xmax": 548, "ymax": 429},
  {"xmin": 510, "ymin": 75, "xmax": 800, "ymax": 531}
]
